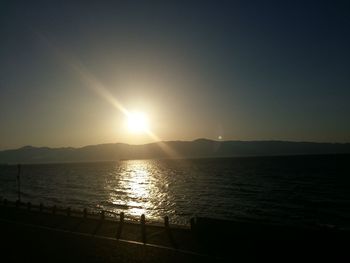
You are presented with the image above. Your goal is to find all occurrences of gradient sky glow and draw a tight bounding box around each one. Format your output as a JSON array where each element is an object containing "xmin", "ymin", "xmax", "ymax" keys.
[{"xmin": 1, "ymin": 1, "xmax": 350, "ymax": 150}]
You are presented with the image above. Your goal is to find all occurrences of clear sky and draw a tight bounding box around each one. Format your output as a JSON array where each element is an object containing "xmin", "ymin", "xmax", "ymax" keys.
[{"xmin": 0, "ymin": 0, "xmax": 349, "ymax": 150}]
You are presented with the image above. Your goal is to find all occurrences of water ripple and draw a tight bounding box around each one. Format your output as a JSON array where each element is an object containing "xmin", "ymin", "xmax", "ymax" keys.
[{"xmin": 0, "ymin": 156, "xmax": 349, "ymax": 227}]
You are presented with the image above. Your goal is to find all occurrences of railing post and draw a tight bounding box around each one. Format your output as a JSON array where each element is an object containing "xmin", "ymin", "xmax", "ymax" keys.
[
  {"xmin": 17, "ymin": 164, "xmax": 21, "ymax": 202},
  {"xmin": 83, "ymin": 208, "xmax": 88, "ymax": 219},
  {"xmin": 190, "ymin": 217, "xmax": 196, "ymax": 231},
  {"xmin": 92, "ymin": 211, "xmax": 104, "ymax": 235},
  {"xmin": 164, "ymin": 215, "xmax": 169, "ymax": 228},
  {"xmin": 140, "ymin": 214, "xmax": 146, "ymax": 244},
  {"xmin": 52, "ymin": 205, "xmax": 56, "ymax": 215},
  {"xmin": 116, "ymin": 212, "xmax": 124, "ymax": 239},
  {"xmin": 164, "ymin": 216, "xmax": 177, "ymax": 248}
]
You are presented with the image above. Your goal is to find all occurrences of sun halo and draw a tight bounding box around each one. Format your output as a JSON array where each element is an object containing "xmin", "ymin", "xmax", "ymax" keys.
[{"xmin": 126, "ymin": 111, "xmax": 149, "ymax": 134}]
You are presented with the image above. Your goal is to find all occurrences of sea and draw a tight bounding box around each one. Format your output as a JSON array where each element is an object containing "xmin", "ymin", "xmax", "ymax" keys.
[{"xmin": 0, "ymin": 154, "xmax": 349, "ymax": 228}]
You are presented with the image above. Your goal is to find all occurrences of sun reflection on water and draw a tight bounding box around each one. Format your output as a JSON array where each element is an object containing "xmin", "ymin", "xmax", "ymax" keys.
[{"xmin": 107, "ymin": 160, "xmax": 168, "ymax": 221}]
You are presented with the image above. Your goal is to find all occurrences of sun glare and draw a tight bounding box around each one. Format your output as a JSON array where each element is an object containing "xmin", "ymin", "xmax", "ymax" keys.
[{"xmin": 127, "ymin": 112, "xmax": 149, "ymax": 133}]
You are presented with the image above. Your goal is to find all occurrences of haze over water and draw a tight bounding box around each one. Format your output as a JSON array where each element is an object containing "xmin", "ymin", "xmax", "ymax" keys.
[{"xmin": 1, "ymin": 155, "xmax": 349, "ymax": 228}]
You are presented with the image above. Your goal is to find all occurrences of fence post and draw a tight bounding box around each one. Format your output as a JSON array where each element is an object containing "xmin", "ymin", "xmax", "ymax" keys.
[
  {"xmin": 141, "ymin": 214, "xmax": 146, "ymax": 244},
  {"xmin": 17, "ymin": 164, "xmax": 21, "ymax": 202},
  {"xmin": 190, "ymin": 217, "xmax": 196, "ymax": 231},
  {"xmin": 52, "ymin": 205, "xmax": 56, "ymax": 215},
  {"xmin": 164, "ymin": 216, "xmax": 169, "ymax": 228},
  {"xmin": 116, "ymin": 212, "xmax": 124, "ymax": 239},
  {"xmin": 83, "ymin": 208, "xmax": 87, "ymax": 219},
  {"xmin": 164, "ymin": 216, "xmax": 177, "ymax": 248}
]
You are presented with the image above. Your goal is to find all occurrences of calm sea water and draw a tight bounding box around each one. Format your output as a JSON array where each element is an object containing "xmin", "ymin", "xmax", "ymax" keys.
[{"xmin": 0, "ymin": 155, "xmax": 349, "ymax": 228}]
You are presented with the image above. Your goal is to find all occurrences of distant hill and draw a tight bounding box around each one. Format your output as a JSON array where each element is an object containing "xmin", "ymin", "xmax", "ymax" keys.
[{"xmin": 0, "ymin": 139, "xmax": 350, "ymax": 164}]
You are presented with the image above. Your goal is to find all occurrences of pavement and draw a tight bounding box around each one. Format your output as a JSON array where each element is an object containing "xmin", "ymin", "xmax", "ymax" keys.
[
  {"xmin": 0, "ymin": 201, "xmax": 216, "ymax": 263},
  {"xmin": 0, "ymin": 200, "xmax": 349, "ymax": 262}
]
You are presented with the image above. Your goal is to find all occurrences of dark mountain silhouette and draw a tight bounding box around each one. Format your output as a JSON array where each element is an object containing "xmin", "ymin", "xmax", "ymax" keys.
[{"xmin": 0, "ymin": 139, "xmax": 349, "ymax": 164}]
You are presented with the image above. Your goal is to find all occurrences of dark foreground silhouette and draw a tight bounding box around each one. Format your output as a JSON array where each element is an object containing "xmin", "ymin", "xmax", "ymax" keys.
[{"xmin": 0, "ymin": 201, "xmax": 348, "ymax": 262}]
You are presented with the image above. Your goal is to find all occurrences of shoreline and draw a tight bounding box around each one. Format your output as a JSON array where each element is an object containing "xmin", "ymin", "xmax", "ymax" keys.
[{"xmin": 1, "ymin": 152, "xmax": 349, "ymax": 166}]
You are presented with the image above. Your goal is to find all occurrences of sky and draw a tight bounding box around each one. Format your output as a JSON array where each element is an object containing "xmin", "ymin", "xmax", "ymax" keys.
[{"xmin": 0, "ymin": 0, "xmax": 349, "ymax": 150}]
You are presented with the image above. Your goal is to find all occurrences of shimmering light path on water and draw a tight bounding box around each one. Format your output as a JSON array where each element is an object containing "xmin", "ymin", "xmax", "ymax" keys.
[{"xmin": 0, "ymin": 156, "xmax": 349, "ymax": 227}]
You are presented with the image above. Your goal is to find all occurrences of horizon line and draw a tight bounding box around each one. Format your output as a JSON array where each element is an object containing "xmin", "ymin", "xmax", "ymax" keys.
[{"xmin": 1, "ymin": 138, "xmax": 350, "ymax": 152}]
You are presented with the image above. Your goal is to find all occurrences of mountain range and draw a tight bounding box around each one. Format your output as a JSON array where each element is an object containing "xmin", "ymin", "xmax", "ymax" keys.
[{"xmin": 0, "ymin": 139, "xmax": 349, "ymax": 164}]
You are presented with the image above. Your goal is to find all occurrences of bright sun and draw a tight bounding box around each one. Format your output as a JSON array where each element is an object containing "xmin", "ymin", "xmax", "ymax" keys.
[{"xmin": 127, "ymin": 112, "xmax": 149, "ymax": 133}]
